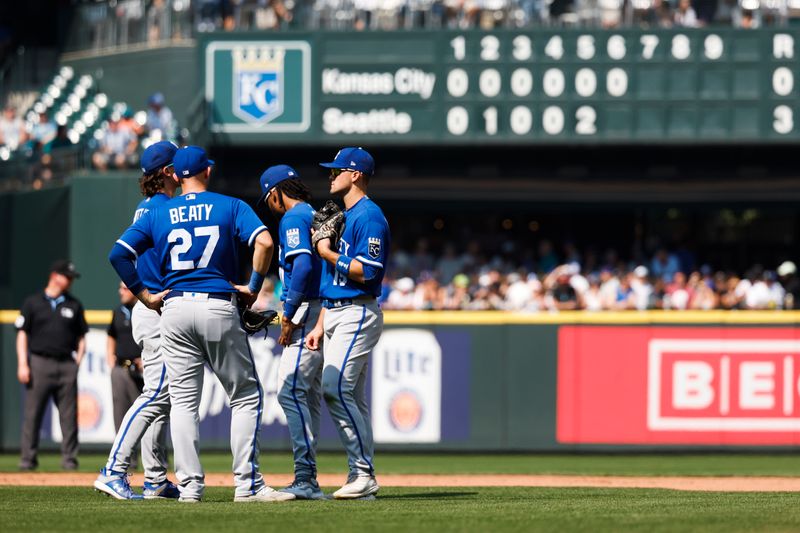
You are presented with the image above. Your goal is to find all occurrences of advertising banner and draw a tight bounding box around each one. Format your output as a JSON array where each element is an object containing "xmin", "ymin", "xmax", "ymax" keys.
[
  {"xmin": 557, "ymin": 326, "xmax": 800, "ymax": 445},
  {"xmin": 48, "ymin": 327, "xmax": 470, "ymax": 447}
]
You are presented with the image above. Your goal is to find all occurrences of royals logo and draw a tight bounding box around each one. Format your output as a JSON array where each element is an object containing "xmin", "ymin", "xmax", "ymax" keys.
[
  {"xmin": 286, "ymin": 228, "xmax": 300, "ymax": 249},
  {"xmin": 368, "ymin": 237, "xmax": 381, "ymax": 259},
  {"xmin": 233, "ymin": 46, "xmax": 285, "ymax": 124}
]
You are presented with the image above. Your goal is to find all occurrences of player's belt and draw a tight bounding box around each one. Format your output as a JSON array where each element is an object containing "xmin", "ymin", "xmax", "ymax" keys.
[
  {"xmin": 321, "ymin": 296, "xmax": 375, "ymax": 309},
  {"xmin": 164, "ymin": 291, "xmax": 235, "ymax": 302}
]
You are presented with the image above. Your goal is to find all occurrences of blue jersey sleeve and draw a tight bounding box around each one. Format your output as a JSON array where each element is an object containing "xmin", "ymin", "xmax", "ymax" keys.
[
  {"xmin": 111, "ymin": 211, "xmax": 155, "ymax": 294},
  {"xmin": 116, "ymin": 210, "xmax": 155, "ymax": 257},
  {"xmin": 233, "ymin": 199, "xmax": 267, "ymax": 247},
  {"xmin": 282, "ymin": 212, "xmax": 313, "ymax": 259},
  {"xmin": 351, "ymin": 217, "xmax": 389, "ymax": 281}
]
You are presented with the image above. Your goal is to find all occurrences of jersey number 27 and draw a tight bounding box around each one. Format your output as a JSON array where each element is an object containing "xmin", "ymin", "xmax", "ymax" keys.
[{"xmin": 167, "ymin": 226, "xmax": 219, "ymax": 270}]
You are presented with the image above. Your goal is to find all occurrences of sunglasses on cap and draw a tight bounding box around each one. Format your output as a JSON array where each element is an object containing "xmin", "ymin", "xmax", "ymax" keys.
[{"xmin": 330, "ymin": 168, "xmax": 355, "ymax": 178}]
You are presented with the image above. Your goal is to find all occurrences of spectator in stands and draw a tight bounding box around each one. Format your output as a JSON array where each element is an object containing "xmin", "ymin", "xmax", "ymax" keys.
[
  {"xmin": 538, "ymin": 240, "xmax": 558, "ymax": 274},
  {"xmin": 582, "ymin": 274, "xmax": 603, "ymax": 311},
  {"xmin": 92, "ymin": 117, "xmax": 139, "ymax": 171},
  {"xmin": 608, "ymin": 273, "xmax": 634, "ymax": 310},
  {"xmin": 599, "ymin": 0, "xmax": 624, "ymax": 27},
  {"xmin": 694, "ymin": 0, "xmax": 718, "ymax": 24},
  {"xmin": 410, "ymin": 239, "xmax": 435, "ymax": 279},
  {"xmin": 147, "ymin": 0, "xmax": 169, "ymax": 42},
  {"xmin": 719, "ymin": 274, "xmax": 746, "ymax": 309},
  {"xmin": 650, "ymin": 248, "xmax": 681, "ymax": 282},
  {"xmin": 652, "ymin": 0, "xmax": 674, "ymax": 26},
  {"xmin": 414, "ymin": 272, "xmax": 442, "ymax": 310},
  {"xmin": 777, "ymin": 261, "xmax": 800, "ymax": 309},
  {"xmin": 440, "ymin": 273, "xmax": 469, "ymax": 309},
  {"xmin": 630, "ymin": 265, "xmax": 654, "ymax": 310},
  {"xmin": 386, "ymin": 277, "xmax": 416, "ymax": 310},
  {"xmin": 253, "ymin": 277, "xmax": 279, "ymax": 310},
  {"xmin": 673, "ymin": 0, "xmax": 699, "ymax": 26},
  {"xmin": 505, "ymin": 272, "xmax": 531, "ymax": 311},
  {"xmin": 436, "ymin": 243, "xmax": 465, "ymax": 285},
  {"xmin": 118, "ymin": 107, "xmax": 143, "ymax": 138},
  {"xmin": 739, "ymin": 9, "xmax": 757, "ymax": 27},
  {"xmin": 665, "ymin": 271, "xmax": 693, "ymax": 310},
  {"xmin": 546, "ymin": 268, "xmax": 580, "ymax": 311},
  {"xmin": 688, "ymin": 270, "xmax": 717, "ymax": 309},
  {"xmin": 0, "ymin": 106, "xmax": 27, "ymax": 150},
  {"xmin": 598, "ymin": 267, "xmax": 619, "ymax": 309},
  {"xmin": 745, "ymin": 270, "xmax": 785, "ymax": 309},
  {"xmin": 39, "ymin": 125, "xmax": 75, "ymax": 185},
  {"xmin": 249, "ymin": 0, "xmax": 294, "ymax": 30},
  {"xmin": 145, "ymin": 92, "xmax": 175, "ymax": 140},
  {"xmin": 28, "ymin": 112, "xmax": 57, "ymax": 152}
]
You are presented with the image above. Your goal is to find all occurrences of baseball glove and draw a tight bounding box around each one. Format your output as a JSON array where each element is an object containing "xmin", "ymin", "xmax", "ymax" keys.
[
  {"xmin": 241, "ymin": 308, "xmax": 279, "ymax": 335},
  {"xmin": 311, "ymin": 201, "xmax": 345, "ymax": 253}
]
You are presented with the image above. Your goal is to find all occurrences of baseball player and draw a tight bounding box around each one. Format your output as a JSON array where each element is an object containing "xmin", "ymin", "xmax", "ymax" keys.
[
  {"xmin": 109, "ymin": 145, "xmax": 293, "ymax": 503},
  {"xmin": 95, "ymin": 141, "xmax": 179, "ymax": 500},
  {"xmin": 305, "ymin": 147, "xmax": 390, "ymax": 499},
  {"xmin": 258, "ymin": 165, "xmax": 325, "ymax": 499}
]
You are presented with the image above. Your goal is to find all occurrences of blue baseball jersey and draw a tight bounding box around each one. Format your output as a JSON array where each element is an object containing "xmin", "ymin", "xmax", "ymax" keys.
[
  {"xmin": 320, "ymin": 196, "xmax": 390, "ymax": 299},
  {"xmin": 132, "ymin": 192, "xmax": 169, "ymax": 291},
  {"xmin": 117, "ymin": 191, "xmax": 266, "ymax": 293},
  {"xmin": 279, "ymin": 203, "xmax": 321, "ymax": 301}
]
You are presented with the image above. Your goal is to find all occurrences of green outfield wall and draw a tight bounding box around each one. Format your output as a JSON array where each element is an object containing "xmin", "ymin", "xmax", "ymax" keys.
[
  {"xmin": 2, "ymin": 311, "xmax": 800, "ymax": 452},
  {"xmin": 0, "ymin": 174, "xmax": 142, "ymax": 311}
]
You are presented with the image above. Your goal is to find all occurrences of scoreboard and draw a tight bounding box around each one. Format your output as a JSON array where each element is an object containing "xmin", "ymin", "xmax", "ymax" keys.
[{"xmin": 202, "ymin": 29, "xmax": 800, "ymax": 144}]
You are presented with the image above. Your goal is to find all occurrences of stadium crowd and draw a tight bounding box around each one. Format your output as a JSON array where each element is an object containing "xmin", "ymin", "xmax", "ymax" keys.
[
  {"xmin": 373, "ymin": 240, "xmax": 800, "ymax": 311},
  {"xmin": 72, "ymin": 0, "xmax": 800, "ymax": 50}
]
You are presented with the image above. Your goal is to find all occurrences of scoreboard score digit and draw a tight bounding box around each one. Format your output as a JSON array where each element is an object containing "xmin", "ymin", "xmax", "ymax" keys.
[{"xmin": 438, "ymin": 31, "xmax": 798, "ymax": 142}]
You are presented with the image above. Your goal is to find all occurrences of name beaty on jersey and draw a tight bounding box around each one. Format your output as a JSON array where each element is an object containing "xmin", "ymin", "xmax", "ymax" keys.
[{"xmin": 169, "ymin": 204, "xmax": 214, "ymax": 224}]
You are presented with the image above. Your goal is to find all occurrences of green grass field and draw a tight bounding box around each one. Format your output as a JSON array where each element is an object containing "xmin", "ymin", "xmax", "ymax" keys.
[
  {"xmin": 3, "ymin": 453, "xmax": 800, "ymax": 532},
  {"xmin": 2, "ymin": 486, "xmax": 799, "ymax": 533}
]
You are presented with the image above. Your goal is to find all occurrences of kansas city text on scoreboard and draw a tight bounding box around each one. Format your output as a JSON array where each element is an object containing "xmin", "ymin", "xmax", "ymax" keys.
[{"xmin": 203, "ymin": 29, "xmax": 800, "ymax": 144}]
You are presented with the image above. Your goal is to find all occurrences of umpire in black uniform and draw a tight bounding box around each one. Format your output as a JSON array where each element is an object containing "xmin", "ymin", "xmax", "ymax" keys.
[
  {"xmin": 16, "ymin": 260, "xmax": 88, "ymax": 471},
  {"xmin": 107, "ymin": 281, "xmax": 144, "ymax": 465}
]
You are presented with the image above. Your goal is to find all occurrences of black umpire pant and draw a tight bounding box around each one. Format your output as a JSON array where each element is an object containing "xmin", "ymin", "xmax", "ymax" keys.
[
  {"xmin": 110, "ymin": 364, "xmax": 144, "ymax": 468},
  {"xmin": 19, "ymin": 353, "xmax": 79, "ymax": 469}
]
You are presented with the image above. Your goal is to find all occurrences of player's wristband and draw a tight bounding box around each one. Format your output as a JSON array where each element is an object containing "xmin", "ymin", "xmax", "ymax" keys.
[
  {"xmin": 335, "ymin": 256, "xmax": 352, "ymax": 278},
  {"xmin": 283, "ymin": 288, "xmax": 304, "ymax": 319},
  {"xmin": 248, "ymin": 271, "xmax": 266, "ymax": 293}
]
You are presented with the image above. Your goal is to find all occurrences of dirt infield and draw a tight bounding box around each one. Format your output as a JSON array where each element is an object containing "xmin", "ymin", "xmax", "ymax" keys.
[{"xmin": 2, "ymin": 473, "xmax": 800, "ymax": 492}]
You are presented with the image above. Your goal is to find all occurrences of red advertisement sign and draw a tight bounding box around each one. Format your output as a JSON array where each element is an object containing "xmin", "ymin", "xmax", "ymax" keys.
[{"xmin": 556, "ymin": 326, "xmax": 800, "ymax": 445}]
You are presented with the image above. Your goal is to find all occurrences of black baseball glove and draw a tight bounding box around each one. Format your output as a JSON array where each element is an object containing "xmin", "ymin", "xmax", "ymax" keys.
[
  {"xmin": 311, "ymin": 200, "xmax": 345, "ymax": 253},
  {"xmin": 241, "ymin": 308, "xmax": 279, "ymax": 335}
]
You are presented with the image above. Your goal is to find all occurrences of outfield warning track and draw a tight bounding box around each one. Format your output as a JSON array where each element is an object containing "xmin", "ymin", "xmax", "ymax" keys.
[{"xmin": 1, "ymin": 473, "xmax": 799, "ymax": 492}]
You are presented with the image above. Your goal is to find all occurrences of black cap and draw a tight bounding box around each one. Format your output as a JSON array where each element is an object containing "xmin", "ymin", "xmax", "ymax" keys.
[{"xmin": 51, "ymin": 259, "xmax": 80, "ymax": 279}]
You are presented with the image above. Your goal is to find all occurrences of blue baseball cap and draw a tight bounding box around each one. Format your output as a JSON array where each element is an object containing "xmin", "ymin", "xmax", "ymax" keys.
[
  {"xmin": 319, "ymin": 147, "xmax": 374, "ymax": 176},
  {"xmin": 173, "ymin": 145, "xmax": 214, "ymax": 179},
  {"xmin": 140, "ymin": 141, "xmax": 178, "ymax": 175},
  {"xmin": 258, "ymin": 164, "xmax": 299, "ymax": 205}
]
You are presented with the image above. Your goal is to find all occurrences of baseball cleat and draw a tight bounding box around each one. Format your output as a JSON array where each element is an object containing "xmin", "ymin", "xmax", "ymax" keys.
[
  {"xmin": 178, "ymin": 497, "xmax": 200, "ymax": 504},
  {"xmin": 234, "ymin": 486, "xmax": 296, "ymax": 503},
  {"xmin": 279, "ymin": 478, "xmax": 327, "ymax": 500},
  {"xmin": 143, "ymin": 479, "xmax": 180, "ymax": 500},
  {"xmin": 93, "ymin": 469, "xmax": 143, "ymax": 500},
  {"xmin": 333, "ymin": 475, "xmax": 379, "ymax": 499}
]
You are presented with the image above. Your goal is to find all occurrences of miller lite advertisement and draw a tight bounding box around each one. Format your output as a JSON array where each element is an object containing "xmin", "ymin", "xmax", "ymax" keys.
[{"xmin": 371, "ymin": 329, "xmax": 442, "ymax": 443}]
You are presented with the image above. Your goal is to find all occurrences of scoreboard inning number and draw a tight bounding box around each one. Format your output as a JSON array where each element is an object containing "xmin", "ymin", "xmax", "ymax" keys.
[{"xmin": 445, "ymin": 33, "xmax": 797, "ymax": 137}]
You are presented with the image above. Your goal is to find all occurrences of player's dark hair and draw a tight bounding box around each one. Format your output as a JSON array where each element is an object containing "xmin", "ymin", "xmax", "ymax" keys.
[
  {"xmin": 139, "ymin": 167, "xmax": 169, "ymax": 197},
  {"xmin": 275, "ymin": 178, "xmax": 312, "ymax": 203}
]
